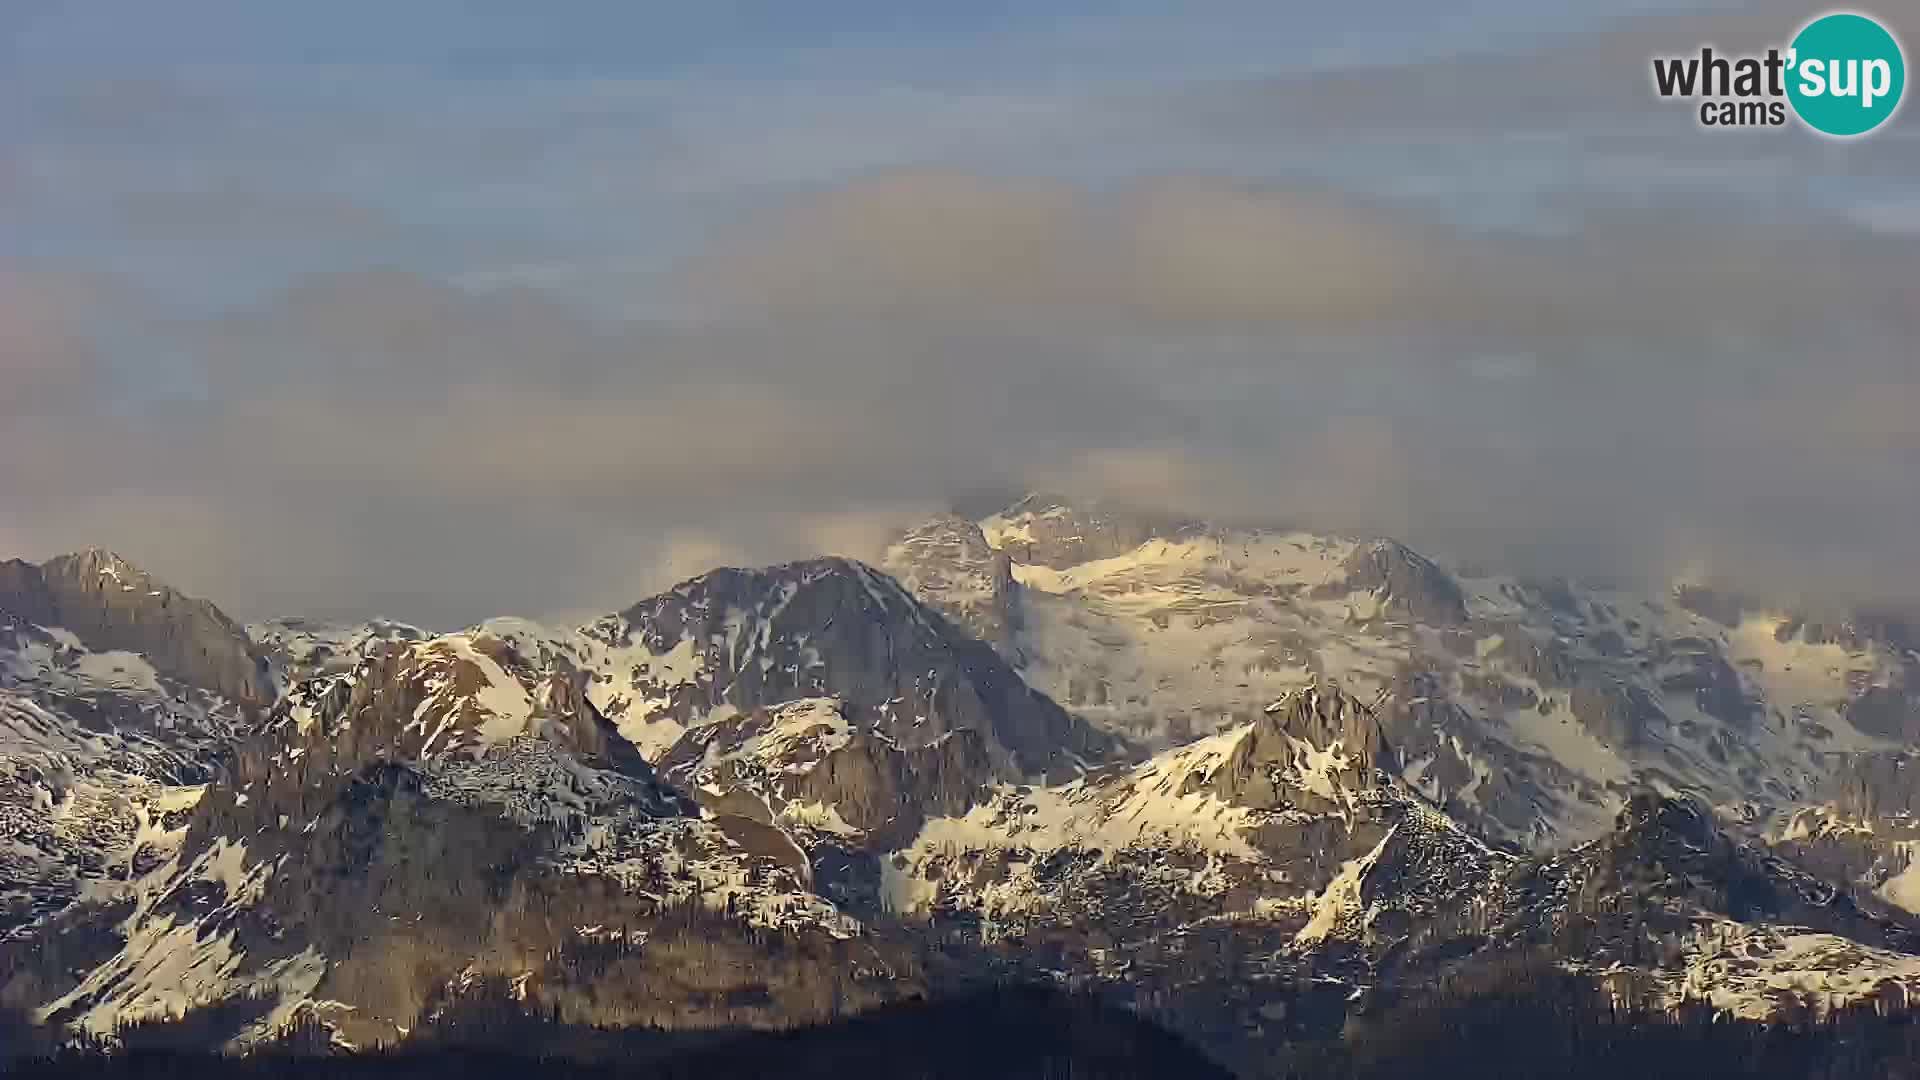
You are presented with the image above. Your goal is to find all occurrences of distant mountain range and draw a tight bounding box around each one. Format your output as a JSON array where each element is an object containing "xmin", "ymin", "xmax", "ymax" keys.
[{"xmin": 4, "ymin": 495, "xmax": 1918, "ymax": 1074}]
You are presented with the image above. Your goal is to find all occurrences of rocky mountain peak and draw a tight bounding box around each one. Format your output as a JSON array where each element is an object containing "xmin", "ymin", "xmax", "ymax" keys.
[
  {"xmin": 880, "ymin": 514, "xmax": 1020, "ymax": 649},
  {"xmin": 196, "ymin": 630, "xmax": 697, "ymax": 876},
  {"xmin": 1576, "ymin": 792, "xmax": 1920, "ymax": 953},
  {"xmin": 1824, "ymin": 750, "xmax": 1920, "ymax": 822},
  {"xmin": 50, "ymin": 547, "xmax": 138, "ymax": 579},
  {"xmin": 1264, "ymin": 681, "xmax": 1393, "ymax": 760},
  {"xmin": 1210, "ymin": 682, "xmax": 1396, "ymax": 810},
  {"xmin": 1613, "ymin": 790, "xmax": 1716, "ymax": 848},
  {"xmin": 40, "ymin": 548, "xmax": 163, "ymax": 597},
  {"xmin": 590, "ymin": 557, "xmax": 1114, "ymax": 780},
  {"xmin": 1332, "ymin": 539, "xmax": 1469, "ymax": 626},
  {"xmin": 0, "ymin": 548, "xmax": 270, "ymax": 705}
]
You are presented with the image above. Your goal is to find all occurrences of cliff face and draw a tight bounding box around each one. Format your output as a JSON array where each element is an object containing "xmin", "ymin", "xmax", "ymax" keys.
[
  {"xmin": 1324, "ymin": 539, "xmax": 1469, "ymax": 626},
  {"xmin": 0, "ymin": 552, "xmax": 270, "ymax": 941},
  {"xmin": 590, "ymin": 557, "xmax": 1113, "ymax": 780},
  {"xmin": 1, "ymin": 550, "xmax": 270, "ymax": 706},
  {"xmin": 880, "ymin": 514, "xmax": 1022, "ymax": 651},
  {"xmin": 1213, "ymin": 682, "xmax": 1396, "ymax": 812},
  {"xmin": 8, "ymin": 620, "xmax": 917, "ymax": 1049},
  {"xmin": 651, "ymin": 698, "xmax": 1000, "ymax": 851}
]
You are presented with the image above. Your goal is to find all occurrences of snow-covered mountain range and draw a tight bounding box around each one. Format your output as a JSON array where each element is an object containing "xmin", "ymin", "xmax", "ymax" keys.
[
  {"xmin": 4, "ymin": 497, "xmax": 1918, "ymax": 1071},
  {"xmin": 888, "ymin": 497, "xmax": 1918, "ymax": 856}
]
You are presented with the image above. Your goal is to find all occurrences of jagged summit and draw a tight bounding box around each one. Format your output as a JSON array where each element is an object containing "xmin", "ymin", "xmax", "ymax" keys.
[
  {"xmin": 0, "ymin": 550, "xmax": 273, "ymax": 938},
  {"xmin": 1323, "ymin": 538, "xmax": 1469, "ymax": 626},
  {"xmin": 607, "ymin": 556, "xmax": 922, "ymax": 638},
  {"xmin": 880, "ymin": 514, "xmax": 1021, "ymax": 649},
  {"xmin": 38, "ymin": 548, "xmax": 186, "ymax": 602},
  {"xmin": 1, "ymin": 548, "xmax": 270, "ymax": 704},
  {"xmin": 1264, "ymin": 680, "xmax": 1394, "ymax": 762},
  {"xmin": 1549, "ymin": 792, "xmax": 1920, "ymax": 966},
  {"xmin": 1609, "ymin": 790, "xmax": 1717, "ymax": 848},
  {"xmin": 590, "ymin": 556, "xmax": 1112, "ymax": 780},
  {"xmin": 1208, "ymin": 682, "xmax": 1397, "ymax": 811},
  {"xmin": 52, "ymin": 547, "xmax": 142, "ymax": 576}
]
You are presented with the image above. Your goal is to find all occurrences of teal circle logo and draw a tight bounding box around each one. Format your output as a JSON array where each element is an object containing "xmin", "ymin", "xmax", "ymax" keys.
[{"xmin": 1787, "ymin": 12, "xmax": 1905, "ymax": 136}]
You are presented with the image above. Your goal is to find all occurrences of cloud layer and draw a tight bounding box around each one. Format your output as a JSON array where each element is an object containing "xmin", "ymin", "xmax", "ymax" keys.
[{"xmin": 4, "ymin": 2, "xmax": 1916, "ymax": 626}]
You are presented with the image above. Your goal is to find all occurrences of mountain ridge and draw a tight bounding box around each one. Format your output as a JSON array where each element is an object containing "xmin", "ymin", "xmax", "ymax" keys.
[{"xmin": 4, "ymin": 504, "xmax": 1920, "ymax": 1069}]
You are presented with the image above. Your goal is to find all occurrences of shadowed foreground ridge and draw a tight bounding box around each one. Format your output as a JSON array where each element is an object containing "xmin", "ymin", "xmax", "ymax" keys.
[
  {"xmin": 3, "ymin": 987, "xmax": 1232, "ymax": 1080},
  {"xmin": 14, "ymin": 969, "xmax": 1920, "ymax": 1079}
]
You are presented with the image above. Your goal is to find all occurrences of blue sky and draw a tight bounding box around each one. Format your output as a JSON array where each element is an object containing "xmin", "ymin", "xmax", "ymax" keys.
[{"xmin": 2, "ymin": 1, "xmax": 1916, "ymax": 625}]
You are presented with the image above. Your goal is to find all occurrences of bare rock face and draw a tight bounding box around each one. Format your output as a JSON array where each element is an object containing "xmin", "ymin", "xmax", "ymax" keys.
[
  {"xmin": 654, "ymin": 699, "xmax": 1000, "ymax": 850},
  {"xmin": 594, "ymin": 558, "xmax": 1111, "ymax": 780},
  {"xmin": 0, "ymin": 552, "xmax": 270, "ymax": 939},
  {"xmin": 0, "ymin": 550, "xmax": 270, "ymax": 706},
  {"xmin": 1822, "ymin": 613, "xmax": 1920, "ymax": 741},
  {"xmin": 978, "ymin": 494, "xmax": 1196, "ymax": 571},
  {"xmin": 1767, "ymin": 609, "xmax": 1920, "ymax": 655},
  {"xmin": 790, "ymin": 730, "xmax": 995, "ymax": 849},
  {"xmin": 1829, "ymin": 751, "xmax": 1920, "ymax": 822},
  {"xmin": 218, "ymin": 633, "xmax": 689, "ymax": 832},
  {"xmin": 1328, "ymin": 540, "xmax": 1469, "ymax": 626},
  {"xmin": 880, "ymin": 515, "xmax": 1021, "ymax": 651},
  {"xmin": 1211, "ymin": 683, "xmax": 1395, "ymax": 811},
  {"xmin": 1569, "ymin": 680, "xmax": 1665, "ymax": 750},
  {"xmin": 1654, "ymin": 635, "xmax": 1755, "ymax": 729},
  {"xmin": 1772, "ymin": 752, "xmax": 1920, "ymax": 912},
  {"xmin": 1488, "ymin": 630, "xmax": 1579, "ymax": 687},
  {"xmin": 12, "ymin": 624, "xmax": 902, "ymax": 1047},
  {"xmin": 1575, "ymin": 794, "xmax": 1913, "ymax": 948},
  {"xmin": 1847, "ymin": 683, "xmax": 1920, "ymax": 742}
]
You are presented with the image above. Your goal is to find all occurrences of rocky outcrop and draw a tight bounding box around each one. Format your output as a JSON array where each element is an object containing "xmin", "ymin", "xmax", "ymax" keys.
[
  {"xmin": 1828, "ymin": 751, "xmax": 1920, "ymax": 822},
  {"xmin": 1487, "ymin": 630, "xmax": 1579, "ymax": 687},
  {"xmin": 1326, "ymin": 540, "xmax": 1469, "ymax": 626},
  {"xmin": 789, "ymin": 730, "xmax": 995, "ymax": 849},
  {"xmin": 1769, "ymin": 610, "xmax": 1918, "ymax": 654},
  {"xmin": 25, "ymin": 752, "xmax": 915, "ymax": 1049},
  {"xmin": 1654, "ymin": 635, "xmax": 1754, "ymax": 729},
  {"xmin": 1211, "ymin": 683, "xmax": 1395, "ymax": 811},
  {"xmin": 1571, "ymin": 794, "xmax": 1914, "ymax": 947},
  {"xmin": 1847, "ymin": 684, "xmax": 1920, "ymax": 741},
  {"xmin": 10, "ymin": 618, "xmax": 902, "ymax": 1046},
  {"xmin": 596, "ymin": 558, "xmax": 1112, "ymax": 780},
  {"xmin": 0, "ymin": 550, "xmax": 270, "ymax": 705},
  {"xmin": 979, "ymin": 494, "xmax": 1196, "ymax": 570},
  {"xmin": 880, "ymin": 515, "xmax": 1021, "ymax": 651},
  {"xmin": 652, "ymin": 698, "xmax": 1000, "ymax": 850},
  {"xmin": 1769, "ymin": 753, "xmax": 1920, "ymax": 918},
  {"xmin": 1569, "ymin": 680, "xmax": 1664, "ymax": 750},
  {"xmin": 213, "ymin": 633, "xmax": 693, "ymax": 841},
  {"xmin": 0, "ymin": 553, "xmax": 269, "ymax": 940}
]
